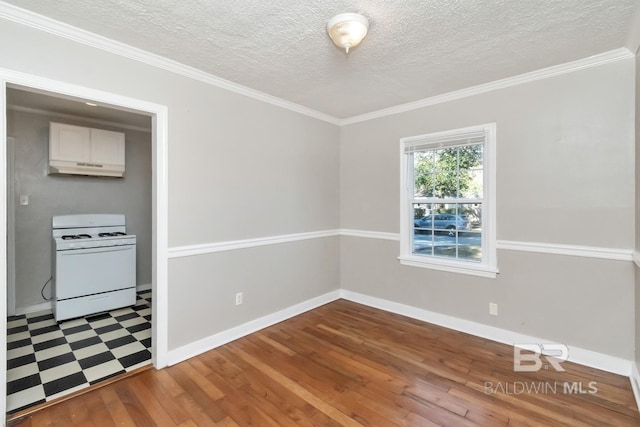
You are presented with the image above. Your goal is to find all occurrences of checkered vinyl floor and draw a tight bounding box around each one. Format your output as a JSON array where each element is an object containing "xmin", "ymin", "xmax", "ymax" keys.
[{"xmin": 6, "ymin": 290, "xmax": 152, "ymax": 414}]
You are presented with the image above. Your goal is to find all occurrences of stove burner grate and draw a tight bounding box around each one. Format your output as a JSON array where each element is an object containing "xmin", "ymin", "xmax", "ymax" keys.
[
  {"xmin": 61, "ymin": 234, "xmax": 92, "ymax": 240},
  {"xmin": 98, "ymin": 232, "xmax": 127, "ymax": 237}
]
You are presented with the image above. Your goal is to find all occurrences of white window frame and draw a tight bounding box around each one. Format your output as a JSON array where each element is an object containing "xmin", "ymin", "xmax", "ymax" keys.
[{"xmin": 399, "ymin": 123, "xmax": 497, "ymax": 278}]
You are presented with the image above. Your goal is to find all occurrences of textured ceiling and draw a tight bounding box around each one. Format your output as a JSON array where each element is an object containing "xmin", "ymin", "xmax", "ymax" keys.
[{"xmin": 2, "ymin": 0, "xmax": 637, "ymax": 118}]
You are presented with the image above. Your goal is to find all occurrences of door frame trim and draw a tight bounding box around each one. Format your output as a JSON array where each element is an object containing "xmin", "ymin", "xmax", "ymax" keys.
[
  {"xmin": 6, "ymin": 137, "xmax": 14, "ymax": 318},
  {"xmin": 0, "ymin": 68, "xmax": 169, "ymax": 417}
]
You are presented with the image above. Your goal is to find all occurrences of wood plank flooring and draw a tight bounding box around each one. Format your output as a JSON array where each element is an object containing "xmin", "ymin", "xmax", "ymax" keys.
[{"xmin": 9, "ymin": 299, "xmax": 640, "ymax": 426}]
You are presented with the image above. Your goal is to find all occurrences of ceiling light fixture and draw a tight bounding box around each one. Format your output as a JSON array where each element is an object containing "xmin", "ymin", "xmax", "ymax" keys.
[
  {"xmin": 327, "ymin": 13, "xmax": 369, "ymax": 54},
  {"xmin": 85, "ymin": 102, "xmax": 98, "ymax": 107}
]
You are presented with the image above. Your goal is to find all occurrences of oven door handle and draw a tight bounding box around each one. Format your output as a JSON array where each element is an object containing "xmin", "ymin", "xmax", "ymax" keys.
[{"xmin": 59, "ymin": 246, "xmax": 134, "ymax": 255}]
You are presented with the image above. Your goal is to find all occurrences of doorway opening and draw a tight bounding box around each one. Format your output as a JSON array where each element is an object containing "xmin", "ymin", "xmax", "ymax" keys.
[{"xmin": 0, "ymin": 71, "xmax": 168, "ymax": 417}]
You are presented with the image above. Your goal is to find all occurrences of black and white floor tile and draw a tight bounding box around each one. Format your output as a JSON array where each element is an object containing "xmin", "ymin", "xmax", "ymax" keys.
[{"xmin": 6, "ymin": 290, "xmax": 152, "ymax": 414}]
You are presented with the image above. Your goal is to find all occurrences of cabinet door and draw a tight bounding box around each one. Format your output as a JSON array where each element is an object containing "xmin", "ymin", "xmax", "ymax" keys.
[
  {"xmin": 50, "ymin": 123, "xmax": 91, "ymax": 162},
  {"xmin": 90, "ymin": 128, "xmax": 125, "ymax": 165}
]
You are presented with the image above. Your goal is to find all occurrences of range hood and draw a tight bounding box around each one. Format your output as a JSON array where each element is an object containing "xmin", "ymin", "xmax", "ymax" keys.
[
  {"xmin": 49, "ymin": 122, "xmax": 125, "ymax": 178},
  {"xmin": 49, "ymin": 160, "xmax": 125, "ymax": 177}
]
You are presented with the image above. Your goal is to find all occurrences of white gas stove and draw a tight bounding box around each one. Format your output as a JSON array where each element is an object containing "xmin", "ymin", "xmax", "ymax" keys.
[{"xmin": 52, "ymin": 214, "xmax": 137, "ymax": 321}]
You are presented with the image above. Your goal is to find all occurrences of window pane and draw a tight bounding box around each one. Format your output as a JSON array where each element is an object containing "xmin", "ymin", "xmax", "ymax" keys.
[
  {"xmin": 414, "ymin": 152, "xmax": 435, "ymax": 197},
  {"xmin": 412, "ymin": 203, "xmax": 482, "ymax": 263},
  {"xmin": 433, "ymin": 147, "xmax": 458, "ymax": 198},
  {"xmin": 416, "ymin": 145, "xmax": 484, "ymax": 199},
  {"xmin": 459, "ymin": 144, "xmax": 483, "ymax": 169},
  {"xmin": 458, "ymin": 145, "xmax": 483, "ymax": 199},
  {"xmin": 413, "ymin": 203, "xmax": 435, "ymax": 233},
  {"xmin": 462, "ymin": 167, "xmax": 483, "ymax": 199}
]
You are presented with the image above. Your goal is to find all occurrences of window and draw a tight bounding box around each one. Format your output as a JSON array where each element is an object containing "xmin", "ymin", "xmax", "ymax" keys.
[{"xmin": 399, "ymin": 123, "xmax": 497, "ymax": 278}]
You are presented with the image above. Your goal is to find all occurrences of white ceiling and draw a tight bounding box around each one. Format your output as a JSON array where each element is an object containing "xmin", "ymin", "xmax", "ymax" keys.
[
  {"xmin": 6, "ymin": 86, "xmax": 152, "ymax": 131},
  {"xmin": 2, "ymin": 0, "xmax": 638, "ymax": 119}
]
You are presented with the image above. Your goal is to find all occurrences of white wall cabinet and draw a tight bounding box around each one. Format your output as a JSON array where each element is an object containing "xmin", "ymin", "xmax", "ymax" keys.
[
  {"xmin": 49, "ymin": 122, "xmax": 125, "ymax": 177},
  {"xmin": 89, "ymin": 128, "xmax": 126, "ymax": 166}
]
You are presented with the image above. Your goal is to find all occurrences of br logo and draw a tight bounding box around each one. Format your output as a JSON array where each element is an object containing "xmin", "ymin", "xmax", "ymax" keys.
[{"xmin": 513, "ymin": 344, "xmax": 569, "ymax": 372}]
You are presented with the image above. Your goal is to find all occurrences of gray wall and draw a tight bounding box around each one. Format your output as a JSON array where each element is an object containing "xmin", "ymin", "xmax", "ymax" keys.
[
  {"xmin": 169, "ymin": 237, "xmax": 339, "ymax": 349},
  {"xmin": 340, "ymin": 58, "xmax": 636, "ymax": 359},
  {"xmin": 7, "ymin": 109, "xmax": 152, "ymax": 310},
  {"xmin": 0, "ymin": 19, "xmax": 340, "ymax": 352},
  {"xmin": 1, "ymin": 14, "xmax": 635, "ymax": 361}
]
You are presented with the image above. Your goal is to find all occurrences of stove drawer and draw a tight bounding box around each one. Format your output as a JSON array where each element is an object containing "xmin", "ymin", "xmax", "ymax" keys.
[
  {"xmin": 55, "ymin": 287, "xmax": 136, "ymax": 322},
  {"xmin": 55, "ymin": 245, "xmax": 136, "ymax": 299}
]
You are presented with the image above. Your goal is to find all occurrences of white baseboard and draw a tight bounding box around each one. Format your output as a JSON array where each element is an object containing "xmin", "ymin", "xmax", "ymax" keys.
[
  {"xmin": 631, "ymin": 363, "xmax": 640, "ymax": 414},
  {"xmin": 167, "ymin": 290, "xmax": 342, "ymax": 365},
  {"xmin": 136, "ymin": 283, "xmax": 152, "ymax": 292},
  {"xmin": 15, "ymin": 301, "xmax": 53, "ymax": 316},
  {"xmin": 340, "ymin": 290, "xmax": 632, "ymax": 377},
  {"xmin": 166, "ymin": 286, "xmax": 632, "ymax": 382},
  {"xmin": 16, "ymin": 285, "xmax": 151, "ymax": 316}
]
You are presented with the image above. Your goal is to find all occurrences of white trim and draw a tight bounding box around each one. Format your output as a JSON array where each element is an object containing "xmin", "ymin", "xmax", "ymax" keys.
[
  {"xmin": 0, "ymin": 81, "xmax": 8, "ymax": 424},
  {"xmin": 168, "ymin": 229, "xmax": 340, "ymax": 258},
  {"xmin": 337, "ymin": 228, "xmax": 635, "ymax": 262},
  {"xmin": 398, "ymin": 256, "xmax": 498, "ymax": 278},
  {"xmin": 0, "ymin": 2, "xmax": 340, "ymax": 126},
  {"xmin": 166, "ymin": 228, "xmax": 636, "ymax": 264},
  {"xmin": 341, "ymin": 48, "xmax": 633, "ymax": 125},
  {"xmin": 6, "ymin": 136, "xmax": 15, "ymax": 317},
  {"xmin": 497, "ymin": 240, "xmax": 633, "ymax": 262},
  {"xmin": 136, "ymin": 283, "xmax": 152, "ymax": 292},
  {"xmin": 340, "ymin": 290, "xmax": 632, "ymax": 376},
  {"xmin": 167, "ymin": 290, "xmax": 341, "ymax": 365},
  {"xmin": 14, "ymin": 301, "xmax": 53, "ymax": 316},
  {"xmin": 7, "ymin": 105, "xmax": 152, "ymax": 133},
  {"xmin": 151, "ymin": 102, "xmax": 169, "ymax": 370},
  {"xmin": 631, "ymin": 363, "xmax": 640, "ymax": 414},
  {"xmin": 0, "ymin": 67, "xmax": 170, "ymax": 418},
  {"xmin": 340, "ymin": 228, "xmax": 400, "ymax": 241},
  {"xmin": 341, "ymin": 229, "xmax": 400, "ymax": 241}
]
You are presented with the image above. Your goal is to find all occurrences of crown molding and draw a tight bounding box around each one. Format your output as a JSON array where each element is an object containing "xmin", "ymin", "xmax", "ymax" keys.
[
  {"xmin": 0, "ymin": 2, "xmax": 341, "ymax": 126},
  {"xmin": 340, "ymin": 48, "xmax": 634, "ymax": 125},
  {"xmin": 0, "ymin": 2, "xmax": 633, "ymax": 128},
  {"xmin": 626, "ymin": 3, "xmax": 640, "ymax": 54}
]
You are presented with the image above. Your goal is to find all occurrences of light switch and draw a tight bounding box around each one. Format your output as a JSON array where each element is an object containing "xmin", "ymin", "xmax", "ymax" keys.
[
  {"xmin": 19, "ymin": 195, "xmax": 29, "ymax": 206},
  {"xmin": 489, "ymin": 302, "xmax": 498, "ymax": 316}
]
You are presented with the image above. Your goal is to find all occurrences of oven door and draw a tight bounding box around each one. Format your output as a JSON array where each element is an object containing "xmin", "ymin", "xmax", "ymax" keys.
[{"xmin": 55, "ymin": 244, "xmax": 136, "ymax": 300}]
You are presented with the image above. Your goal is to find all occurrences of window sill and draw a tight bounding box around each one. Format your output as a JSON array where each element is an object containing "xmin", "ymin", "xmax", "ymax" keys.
[{"xmin": 398, "ymin": 255, "xmax": 498, "ymax": 278}]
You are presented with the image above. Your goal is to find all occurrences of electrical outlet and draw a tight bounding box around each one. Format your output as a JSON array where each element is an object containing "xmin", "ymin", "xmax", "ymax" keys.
[
  {"xmin": 235, "ymin": 292, "xmax": 243, "ymax": 305},
  {"xmin": 489, "ymin": 302, "xmax": 498, "ymax": 316}
]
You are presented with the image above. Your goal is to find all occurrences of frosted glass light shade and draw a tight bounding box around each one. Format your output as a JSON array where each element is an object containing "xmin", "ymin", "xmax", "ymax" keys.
[{"xmin": 327, "ymin": 13, "xmax": 369, "ymax": 53}]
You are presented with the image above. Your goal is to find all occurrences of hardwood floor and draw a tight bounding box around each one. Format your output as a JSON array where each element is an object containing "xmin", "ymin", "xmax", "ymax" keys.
[{"xmin": 9, "ymin": 299, "xmax": 640, "ymax": 426}]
